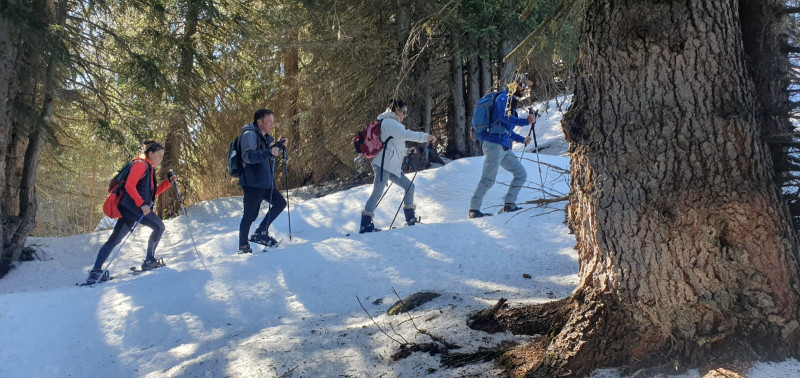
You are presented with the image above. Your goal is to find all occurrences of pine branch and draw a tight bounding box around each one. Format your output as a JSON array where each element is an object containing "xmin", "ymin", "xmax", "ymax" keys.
[
  {"xmin": 504, "ymin": 0, "xmax": 571, "ymax": 63},
  {"xmin": 520, "ymin": 0, "xmax": 538, "ymax": 22}
]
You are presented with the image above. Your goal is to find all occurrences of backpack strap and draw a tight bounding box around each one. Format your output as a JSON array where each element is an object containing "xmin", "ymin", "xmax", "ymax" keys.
[
  {"xmin": 379, "ymin": 135, "xmax": 393, "ymax": 181},
  {"xmin": 112, "ymin": 158, "xmax": 147, "ymax": 194}
]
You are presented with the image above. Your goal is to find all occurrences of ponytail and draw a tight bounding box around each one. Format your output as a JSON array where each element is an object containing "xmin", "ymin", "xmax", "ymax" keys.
[{"xmin": 388, "ymin": 98, "xmax": 406, "ymax": 112}]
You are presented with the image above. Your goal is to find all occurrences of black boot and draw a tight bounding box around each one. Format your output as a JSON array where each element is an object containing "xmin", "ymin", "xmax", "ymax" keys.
[
  {"xmin": 360, "ymin": 214, "xmax": 378, "ymax": 234},
  {"xmin": 403, "ymin": 207, "xmax": 418, "ymax": 226},
  {"xmin": 85, "ymin": 269, "xmax": 110, "ymax": 285},
  {"xmin": 468, "ymin": 209, "xmax": 487, "ymax": 218},
  {"xmin": 250, "ymin": 229, "xmax": 279, "ymax": 247},
  {"xmin": 501, "ymin": 203, "xmax": 522, "ymax": 213},
  {"xmin": 141, "ymin": 257, "xmax": 165, "ymax": 271}
]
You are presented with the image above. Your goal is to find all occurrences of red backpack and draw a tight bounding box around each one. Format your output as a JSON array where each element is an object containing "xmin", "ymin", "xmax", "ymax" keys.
[
  {"xmin": 353, "ymin": 120, "xmax": 390, "ymax": 158},
  {"xmin": 353, "ymin": 120, "xmax": 394, "ymax": 180},
  {"xmin": 102, "ymin": 159, "xmax": 147, "ymax": 218}
]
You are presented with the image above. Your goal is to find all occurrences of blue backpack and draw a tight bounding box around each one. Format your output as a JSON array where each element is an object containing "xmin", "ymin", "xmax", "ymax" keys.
[{"xmin": 471, "ymin": 91, "xmax": 509, "ymax": 141}]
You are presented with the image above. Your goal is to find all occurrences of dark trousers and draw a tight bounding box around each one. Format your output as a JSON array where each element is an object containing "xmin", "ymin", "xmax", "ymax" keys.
[
  {"xmin": 239, "ymin": 186, "xmax": 286, "ymax": 246},
  {"xmin": 92, "ymin": 207, "xmax": 165, "ymax": 271}
]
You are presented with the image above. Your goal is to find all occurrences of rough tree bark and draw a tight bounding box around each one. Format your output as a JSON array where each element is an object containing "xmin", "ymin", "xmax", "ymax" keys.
[
  {"xmin": 450, "ymin": 43, "xmax": 468, "ymax": 157},
  {"xmin": 159, "ymin": 0, "xmax": 199, "ymax": 218},
  {"xmin": 480, "ymin": 40, "xmax": 492, "ymax": 96},
  {"xmin": 0, "ymin": 0, "xmax": 67, "ymax": 276},
  {"xmin": 500, "ymin": 39, "xmax": 515, "ymax": 86},
  {"xmin": 466, "ymin": 49, "xmax": 482, "ymax": 156},
  {"xmin": 0, "ymin": 0, "xmax": 20, "ymax": 276},
  {"xmin": 282, "ymin": 28, "xmax": 301, "ymax": 184},
  {"xmin": 503, "ymin": 0, "xmax": 800, "ymax": 376}
]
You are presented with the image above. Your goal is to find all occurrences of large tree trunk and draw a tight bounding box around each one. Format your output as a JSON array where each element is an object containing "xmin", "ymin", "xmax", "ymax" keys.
[
  {"xmin": 0, "ymin": 0, "xmax": 20, "ymax": 276},
  {"xmin": 449, "ymin": 44, "xmax": 468, "ymax": 157},
  {"xmin": 1, "ymin": 0, "xmax": 66, "ymax": 276},
  {"xmin": 465, "ymin": 50, "xmax": 482, "ymax": 156},
  {"xmin": 159, "ymin": 0, "xmax": 199, "ymax": 218},
  {"xmin": 479, "ymin": 40, "xmax": 492, "ymax": 95},
  {"xmin": 500, "ymin": 39, "xmax": 515, "ymax": 86},
  {"xmin": 282, "ymin": 28, "xmax": 301, "ymax": 185},
  {"xmin": 516, "ymin": 0, "xmax": 800, "ymax": 376}
]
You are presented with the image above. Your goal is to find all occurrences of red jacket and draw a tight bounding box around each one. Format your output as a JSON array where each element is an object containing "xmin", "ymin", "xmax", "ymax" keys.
[{"xmin": 119, "ymin": 157, "xmax": 171, "ymax": 212}]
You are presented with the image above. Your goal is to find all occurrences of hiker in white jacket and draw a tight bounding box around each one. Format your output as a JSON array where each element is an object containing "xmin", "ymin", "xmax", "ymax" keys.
[{"xmin": 360, "ymin": 99, "xmax": 436, "ymax": 233}]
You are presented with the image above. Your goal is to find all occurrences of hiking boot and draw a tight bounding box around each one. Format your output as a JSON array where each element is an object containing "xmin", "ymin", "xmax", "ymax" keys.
[
  {"xmin": 501, "ymin": 203, "xmax": 522, "ymax": 213},
  {"xmin": 360, "ymin": 214, "xmax": 377, "ymax": 234},
  {"xmin": 85, "ymin": 269, "xmax": 110, "ymax": 285},
  {"xmin": 141, "ymin": 258, "xmax": 165, "ymax": 271},
  {"xmin": 403, "ymin": 207, "xmax": 418, "ymax": 226},
  {"xmin": 468, "ymin": 209, "xmax": 487, "ymax": 219},
  {"xmin": 250, "ymin": 230, "xmax": 279, "ymax": 247},
  {"xmin": 237, "ymin": 244, "xmax": 253, "ymax": 254}
]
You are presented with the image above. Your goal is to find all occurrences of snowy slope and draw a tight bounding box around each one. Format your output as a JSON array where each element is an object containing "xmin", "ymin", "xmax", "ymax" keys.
[{"xmin": 2, "ymin": 97, "xmax": 798, "ymax": 378}]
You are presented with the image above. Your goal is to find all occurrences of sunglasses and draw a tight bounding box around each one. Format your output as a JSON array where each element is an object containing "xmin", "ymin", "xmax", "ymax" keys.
[{"xmin": 402, "ymin": 110, "xmax": 408, "ymax": 116}]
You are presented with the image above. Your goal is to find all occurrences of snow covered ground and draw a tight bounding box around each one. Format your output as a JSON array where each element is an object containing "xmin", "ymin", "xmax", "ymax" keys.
[{"xmin": 2, "ymin": 97, "xmax": 799, "ymax": 377}]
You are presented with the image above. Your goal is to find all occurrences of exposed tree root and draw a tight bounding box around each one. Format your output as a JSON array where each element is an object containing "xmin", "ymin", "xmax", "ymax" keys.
[
  {"xmin": 466, "ymin": 298, "xmax": 508, "ymax": 333},
  {"xmin": 467, "ymin": 297, "xmax": 572, "ymax": 337},
  {"xmin": 391, "ymin": 342, "xmax": 448, "ymax": 360},
  {"xmin": 441, "ymin": 340, "xmax": 518, "ymax": 368},
  {"xmin": 494, "ymin": 298, "xmax": 572, "ymax": 336}
]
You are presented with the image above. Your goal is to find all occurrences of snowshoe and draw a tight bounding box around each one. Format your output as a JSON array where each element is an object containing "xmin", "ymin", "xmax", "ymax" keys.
[
  {"xmin": 131, "ymin": 258, "xmax": 165, "ymax": 274},
  {"xmin": 468, "ymin": 209, "xmax": 491, "ymax": 219},
  {"xmin": 237, "ymin": 244, "xmax": 253, "ymax": 254},
  {"xmin": 249, "ymin": 230, "xmax": 280, "ymax": 247},
  {"xmin": 262, "ymin": 238, "xmax": 283, "ymax": 251},
  {"xmin": 498, "ymin": 203, "xmax": 522, "ymax": 214},
  {"xmin": 77, "ymin": 269, "xmax": 111, "ymax": 286}
]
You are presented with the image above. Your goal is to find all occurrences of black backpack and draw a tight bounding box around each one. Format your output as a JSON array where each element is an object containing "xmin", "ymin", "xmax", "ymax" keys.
[{"xmin": 227, "ymin": 135, "xmax": 243, "ymax": 178}]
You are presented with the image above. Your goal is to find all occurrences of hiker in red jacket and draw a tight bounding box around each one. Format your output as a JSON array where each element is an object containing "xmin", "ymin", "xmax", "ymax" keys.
[{"xmin": 86, "ymin": 140, "xmax": 176, "ymax": 284}]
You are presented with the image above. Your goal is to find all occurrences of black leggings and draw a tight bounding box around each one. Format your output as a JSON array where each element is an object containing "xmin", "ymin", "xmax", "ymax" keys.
[
  {"xmin": 92, "ymin": 208, "xmax": 165, "ymax": 270},
  {"xmin": 239, "ymin": 186, "xmax": 286, "ymax": 246}
]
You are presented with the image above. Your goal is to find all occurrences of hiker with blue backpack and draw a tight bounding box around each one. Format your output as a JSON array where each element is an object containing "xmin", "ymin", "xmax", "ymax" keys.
[
  {"xmin": 84, "ymin": 140, "xmax": 177, "ymax": 285},
  {"xmin": 236, "ymin": 109, "xmax": 289, "ymax": 254},
  {"xmin": 468, "ymin": 77, "xmax": 536, "ymax": 218},
  {"xmin": 359, "ymin": 99, "xmax": 436, "ymax": 233}
]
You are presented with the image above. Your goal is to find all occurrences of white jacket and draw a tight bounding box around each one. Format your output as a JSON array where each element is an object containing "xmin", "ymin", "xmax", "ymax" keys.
[{"xmin": 372, "ymin": 110, "xmax": 429, "ymax": 177}]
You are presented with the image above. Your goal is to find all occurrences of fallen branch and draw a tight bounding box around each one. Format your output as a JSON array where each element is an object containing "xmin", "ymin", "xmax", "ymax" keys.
[
  {"xmin": 522, "ymin": 195, "xmax": 569, "ymax": 206},
  {"xmin": 278, "ymin": 365, "xmax": 298, "ymax": 378},
  {"xmin": 356, "ymin": 296, "xmax": 403, "ymax": 345}
]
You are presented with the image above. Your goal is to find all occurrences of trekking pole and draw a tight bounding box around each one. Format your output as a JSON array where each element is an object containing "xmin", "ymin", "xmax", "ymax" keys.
[
  {"xmin": 524, "ymin": 107, "xmax": 545, "ymax": 193},
  {"xmin": 519, "ymin": 108, "xmax": 539, "ymax": 162},
  {"xmin": 376, "ymin": 182, "xmax": 393, "ymax": 208},
  {"xmin": 389, "ymin": 145, "xmax": 428, "ymax": 229},
  {"xmin": 170, "ymin": 170, "xmax": 206, "ymax": 268},
  {"xmin": 100, "ymin": 214, "xmax": 144, "ymax": 274},
  {"xmin": 375, "ymin": 154, "xmax": 410, "ymax": 209},
  {"xmin": 282, "ymin": 149, "xmax": 292, "ymax": 241},
  {"xmin": 267, "ymin": 156, "xmax": 277, "ymax": 232}
]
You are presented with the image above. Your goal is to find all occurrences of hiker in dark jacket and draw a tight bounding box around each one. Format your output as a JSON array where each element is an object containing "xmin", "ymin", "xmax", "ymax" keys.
[
  {"xmin": 237, "ymin": 108, "xmax": 289, "ymax": 253},
  {"xmin": 468, "ymin": 77, "xmax": 535, "ymax": 218},
  {"xmin": 85, "ymin": 140, "xmax": 176, "ymax": 284},
  {"xmin": 360, "ymin": 99, "xmax": 436, "ymax": 233}
]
